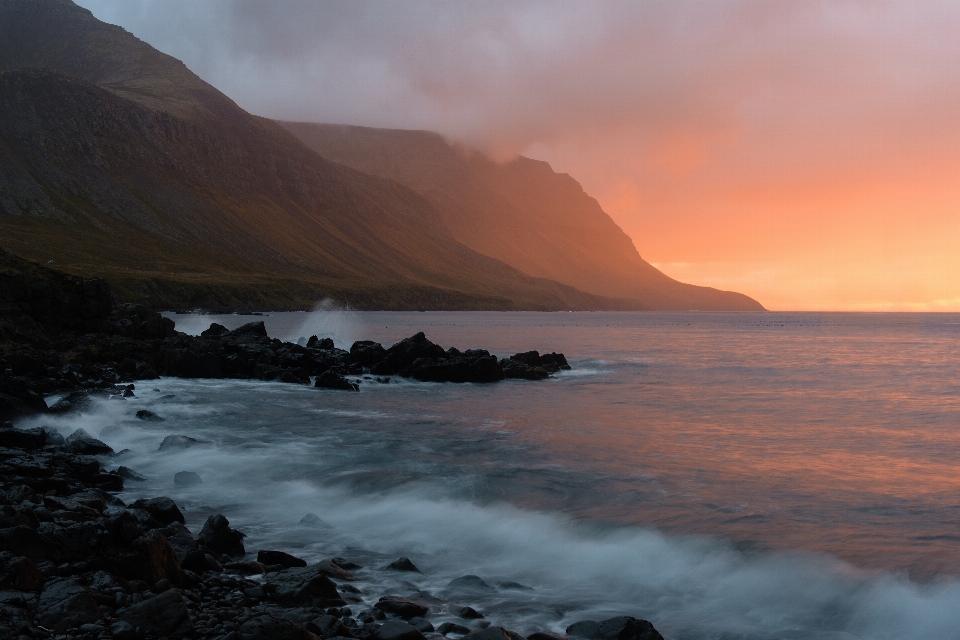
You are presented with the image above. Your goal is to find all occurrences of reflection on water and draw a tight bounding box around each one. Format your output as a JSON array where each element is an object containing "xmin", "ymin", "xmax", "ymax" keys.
[{"xmin": 30, "ymin": 311, "xmax": 960, "ymax": 638}]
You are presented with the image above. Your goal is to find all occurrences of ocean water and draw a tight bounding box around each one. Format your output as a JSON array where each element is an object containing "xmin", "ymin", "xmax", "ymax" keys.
[{"xmin": 24, "ymin": 311, "xmax": 960, "ymax": 640}]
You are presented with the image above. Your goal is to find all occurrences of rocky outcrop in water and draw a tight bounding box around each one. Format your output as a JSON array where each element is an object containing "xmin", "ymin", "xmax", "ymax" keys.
[{"xmin": 0, "ymin": 424, "xmax": 664, "ymax": 640}]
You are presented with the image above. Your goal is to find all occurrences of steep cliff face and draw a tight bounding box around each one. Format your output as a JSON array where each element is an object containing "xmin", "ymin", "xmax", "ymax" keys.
[
  {"xmin": 280, "ymin": 123, "xmax": 764, "ymax": 311},
  {"xmin": 0, "ymin": 0, "xmax": 633, "ymax": 311}
]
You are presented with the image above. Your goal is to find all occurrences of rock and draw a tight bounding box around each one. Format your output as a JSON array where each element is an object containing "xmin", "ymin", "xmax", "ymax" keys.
[
  {"xmin": 239, "ymin": 614, "xmax": 320, "ymax": 640},
  {"xmin": 264, "ymin": 564, "xmax": 346, "ymax": 607},
  {"xmin": 315, "ymin": 370, "xmax": 359, "ymax": 391},
  {"xmin": 0, "ymin": 525, "xmax": 61, "ymax": 561},
  {"xmin": 496, "ymin": 581, "xmax": 534, "ymax": 591},
  {"xmin": 111, "ymin": 620, "xmax": 136, "ymax": 640},
  {"xmin": 117, "ymin": 465, "xmax": 147, "ymax": 481},
  {"xmin": 160, "ymin": 434, "xmax": 207, "ymax": 451},
  {"xmin": 500, "ymin": 359, "xmax": 550, "ymax": 381},
  {"xmin": 371, "ymin": 333, "xmax": 447, "ymax": 375},
  {"xmin": 181, "ymin": 551, "xmax": 222, "ymax": 574},
  {"xmin": 376, "ymin": 619, "xmax": 427, "ymax": 640},
  {"xmin": 539, "ymin": 352, "xmax": 571, "ymax": 371},
  {"xmin": 461, "ymin": 628, "xmax": 527, "ymax": 640},
  {"xmin": 437, "ymin": 622, "xmax": 472, "ymax": 636},
  {"xmin": 201, "ymin": 322, "xmax": 231, "ymax": 338},
  {"xmin": 130, "ymin": 496, "xmax": 185, "ymax": 526},
  {"xmin": 305, "ymin": 614, "xmax": 352, "ymax": 638},
  {"xmin": 199, "ymin": 514, "xmax": 246, "ymax": 558},
  {"xmin": 528, "ymin": 634, "xmax": 567, "ymax": 640},
  {"xmin": 448, "ymin": 575, "xmax": 494, "ymax": 591},
  {"xmin": 120, "ymin": 587, "xmax": 194, "ymax": 638},
  {"xmin": 224, "ymin": 560, "xmax": 267, "ymax": 575},
  {"xmin": 258, "ymin": 549, "xmax": 308, "ymax": 568},
  {"xmin": 116, "ymin": 530, "xmax": 183, "ymax": 586},
  {"xmin": 457, "ymin": 606, "xmax": 483, "ymax": 619},
  {"xmin": 385, "ymin": 556, "xmax": 420, "ymax": 572},
  {"xmin": 64, "ymin": 428, "xmax": 113, "ymax": 454},
  {"xmin": 0, "ymin": 556, "xmax": 44, "ymax": 591},
  {"xmin": 234, "ymin": 321, "xmax": 268, "ymax": 337},
  {"xmin": 565, "ymin": 618, "xmax": 662, "ymax": 640},
  {"xmin": 174, "ymin": 470, "xmax": 203, "ymax": 486},
  {"xmin": 374, "ymin": 596, "xmax": 428, "ymax": 619},
  {"xmin": 0, "ymin": 424, "xmax": 47, "ymax": 449},
  {"xmin": 135, "ymin": 409, "xmax": 164, "ymax": 421},
  {"xmin": 409, "ymin": 617, "xmax": 434, "ymax": 633},
  {"xmin": 330, "ymin": 556, "xmax": 361, "ymax": 570},
  {"xmin": 300, "ymin": 513, "xmax": 330, "ymax": 527},
  {"xmin": 405, "ymin": 351, "xmax": 504, "ymax": 383},
  {"xmin": 350, "ymin": 341, "xmax": 387, "ymax": 367},
  {"xmin": 47, "ymin": 390, "xmax": 93, "ymax": 414},
  {"xmin": 35, "ymin": 578, "xmax": 101, "ymax": 632}
]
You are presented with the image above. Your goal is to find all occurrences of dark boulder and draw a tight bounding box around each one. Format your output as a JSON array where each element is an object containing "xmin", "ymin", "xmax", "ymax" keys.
[
  {"xmin": 461, "ymin": 628, "xmax": 527, "ymax": 640},
  {"xmin": 565, "ymin": 617, "xmax": 663, "ymax": 640},
  {"xmin": 119, "ymin": 588, "xmax": 194, "ymax": 638},
  {"xmin": 437, "ymin": 622, "xmax": 472, "ymax": 636},
  {"xmin": 315, "ymin": 370, "xmax": 359, "ymax": 391},
  {"xmin": 239, "ymin": 614, "xmax": 320, "ymax": 640},
  {"xmin": 457, "ymin": 606, "xmax": 483, "ymax": 619},
  {"xmin": 264, "ymin": 564, "xmax": 346, "ymax": 607},
  {"xmin": 130, "ymin": 496, "xmax": 184, "ymax": 526},
  {"xmin": 371, "ymin": 333, "xmax": 446, "ymax": 375},
  {"xmin": 258, "ymin": 549, "xmax": 308, "ymax": 569},
  {"xmin": 201, "ymin": 322, "xmax": 231, "ymax": 338},
  {"xmin": 305, "ymin": 614, "xmax": 353, "ymax": 639},
  {"xmin": 199, "ymin": 514, "xmax": 246, "ymax": 558},
  {"xmin": 0, "ymin": 424, "xmax": 50, "ymax": 449},
  {"xmin": 385, "ymin": 556, "xmax": 420, "ymax": 572},
  {"xmin": 35, "ymin": 578, "xmax": 102, "ymax": 632},
  {"xmin": 135, "ymin": 409, "xmax": 164, "ymax": 421},
  {"xmin": 500, "ymin": 359, "xmax": 549, "ymax": 380},
  {"xmin": 0, "ymin": 556, "xmax": 44, "ymax": 591},
  {"xmin": 350, "ymin": 340, "xmax": 387, "ymax": 367},
  {"xmin": 527, "ymin": 634, "xmax": 567, "ymax": 640},
  {"xmin": 117, "ymin": 466, "xmax": 147, "ymax": 481},
  {"xmin": 64, "ymin": 428, "xmax": 113, "ymax": 454},
  {"xmin": 47, "ymin": 390, "xmax": 93, "ymax": 414},
  {"xmin": 0, "ymin": 525, "xmax": 62, "ymax": 561},
  {"xmin": 159, "ymin": 434, "xmax": 207, "ymax": 451},
  {"xmin": 174, "ymin": 471, "xmax": 203, "ymax": 487},
  {"xmin": 374, "ymin": 596, "xmax": 428, "ymax": 619},
  {"xmin": 234, "ymin": 321, "xmax": 268, "ymax": 337},
  {"xmin": 115, "ymin": 530, "xmax": 183, "ymax": 586},
  {"xmin": 448, "ymin": 575, "xmax": 494, "ymax": 591},
  {"xmin": 376, "ymin": 620, "xmax": 427, "ymax": 640}
]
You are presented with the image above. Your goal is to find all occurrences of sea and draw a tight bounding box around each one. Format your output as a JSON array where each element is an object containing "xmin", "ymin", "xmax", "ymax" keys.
[{"xmin": 22, "ymin": 310, "xmax": 960, "ymax": 640}]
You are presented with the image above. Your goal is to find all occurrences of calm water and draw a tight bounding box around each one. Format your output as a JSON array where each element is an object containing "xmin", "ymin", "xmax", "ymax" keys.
[{"xmin": 25, "ymin": 311, "xmax": 960, "ymax": 639}]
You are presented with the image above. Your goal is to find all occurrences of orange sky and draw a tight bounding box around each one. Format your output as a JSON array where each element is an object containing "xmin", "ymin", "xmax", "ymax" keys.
[{"xmin": 79, "ymin": 1, "xmax": 960, "ymax": 310}]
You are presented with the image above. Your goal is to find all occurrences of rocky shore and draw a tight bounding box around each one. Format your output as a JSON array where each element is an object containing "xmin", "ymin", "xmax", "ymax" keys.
[{"xmin": 0, "ymin": 422, "xmax": 665, "ymax": 640}]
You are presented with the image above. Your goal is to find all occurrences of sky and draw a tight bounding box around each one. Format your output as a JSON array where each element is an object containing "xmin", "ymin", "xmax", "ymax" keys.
[{"xmin": 75, "ymin": 0, "xmax": 960, "ymax": 311}]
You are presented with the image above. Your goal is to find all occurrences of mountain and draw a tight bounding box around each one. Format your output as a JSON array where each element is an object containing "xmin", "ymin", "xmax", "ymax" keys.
[
  {"xmin": 0, "ymin": 0, "xmax": 761, "ymax": 311},
  {"xmin": 279, "ymin": 123, "xmax": 762, "ymax": 311}
]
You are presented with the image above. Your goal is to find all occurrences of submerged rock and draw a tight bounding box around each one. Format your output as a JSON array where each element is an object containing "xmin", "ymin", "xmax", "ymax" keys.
[
  {"xmin": 64, "ymin": 428, "xmax": 113, "ymax": 454},
  {"xmin": 258, "ymin": 549, "xmax": 308, "ymax": 569},
  {"xmin": 315, "ymin": 370, "xmax": 359, "ymax": 391},
  {"xmin": 566, "ymin": 617, "xmax": 663, "ymax": 640},
  {"xmin": 174, "ymin": 471, "xmax": 203, "ymax": 487}
]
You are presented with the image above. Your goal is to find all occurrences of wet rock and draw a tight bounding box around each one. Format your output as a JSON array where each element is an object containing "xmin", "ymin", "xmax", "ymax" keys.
[
  {"xmin": 47, "ymin": 390, "xmax": 93, "ymax": 414},
  {"xmin": 330, "ymin": 557, "xmax": 362, "ymax": 570},
  {"xmin": 371, "ymin": 333, "xmax": 446, "ymax": 376},
  {"xmin": 224, "ymin": 560, "xmax": 267, "ymax": 575},
  {"xmin": 374, "ymin": 596, "xmax": 428, "ymax": 619},
  {"xmin": 0, "ymin": 556, "xmax": 44, "ymax": 591},
  {"xmin": 111, "ymin": 620, "xmax": 136, "ymax": 640},
  {"xmin": 457, "ymin": 606, "xmax": 483, "ymax": 619},
  {"xmin": 201, "ymin": 322, "xmax": 231, "ymax": 338},
  {"xmin": 120, "ymin": 587, "xmax": 194, "ymax": 638},
  {"xmin": 306, "ymin": 614, "xmax": 353, "ymax": 638},
  {"xmin": 199, "ymin": 514, "xmax": 246, "ymax": 558},
  {"xmin": 35, "ymin": 578, "xmax": 101, "ymax": 632},
  {"xmin": 64, "ymin": 428, "xmax": 113, "ymax": 454},
  {"xmin": 565, "ymin": 618, "xmax": 663, "ymax": 640},
  {"xmin": 448, "ymin": 575, "xmax": 494, "ymax": 591},
  {"xmin": 376, "ymin": 619, "xmax": 427, "ymax": 640},
  {"xmin": 174, "ymin": 470, "xmax": 203, "ymax": 486},
  {"xmin": 315, "ymin": 370, "xmax": 359, "ymax": 391},
  {"xmin": 181, "ymin": 551, "xmax": 222, "ymax": 574},
  {"xmin": 259, "ymin": 549, "xmax": 308, "ymax": 568},
  {"xmin": 116, "ymin": 530, "xmax": 182, "ymax": 586},
  {"xmin": 408, "ymin": 617, "xmax": 434, "ymax": 633},
  {"xmin": 239, "ymin": 614, "xmax": 320, "ymax": 640},
  {"xmin": 234, "ymin": 321, "xmax": 268, "ymax": 337},
  {"xmin": 300, "ymin": 513, "xmax": 331, "ymax": 527},
  {"xmin": 130, "ymin": 496, "xmax": 185, "ymax": 526},
  {"xmin": 265, "ymin": 564, "xmax": 346, "ymax": 607},
  {"xmin": 438, "ymin": 623, "xmax": 473, "ymax": 636},
  {"xmin": 350, "ymin": 341, "xmax": 387, "ymax": 367},
  {"xmin": 0, "ymin": 424, "xmax": 47, "ymax": 449},
  {"xmin": 117, "ymin": 465, "xmax": 147, "ymax": 481},
  {"xmin": 461, "ymin": 628, "xmax": 527, "ymax": 640},
  {"xmin": 385, "ymin": 557, "xmax": 420, "ymax": 572},
  {"xmin": 0, "ymin": 525, "xmax": 61, "ymax": 561},
  {"xmin": 159, "ymin": 434, "xmax": 207, "ymax": 451},
  {"xmin": 135, "ymin": 409, "xmax": 164, "ymax": 421},
  {"xmin": 499, "ymin": 359, "xmax": 549, "ymax": 381},
  {"xmin": 527, "ymin": 634, "xmax": 567, "ymax": 640},
  {"xmin": 496, "ymin": 581, "xmax": 534, "ymax": 591}
]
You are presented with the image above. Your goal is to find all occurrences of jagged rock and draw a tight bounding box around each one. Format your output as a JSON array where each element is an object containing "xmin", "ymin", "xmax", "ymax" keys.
[
  {"xmin": 135, "ymin": 409, "xmax": 164, "ymax": 421},
  {"xmin": 201, "ymin": 322, "xmax": 231, "ymax": 338},
  {"xmin": 116, "ymin": 530, "xmax": 182, "ymax": 586},
  {"xmin": 299, "ymin": 513, "xmax": 330, "ymax": 527},
  {"xmin": 500, "ymin": 359, "xmax": 549, "ymax": 380},
  {"xmin": 174, "ymin": 470, "xmax": 203, "ymax": 486},
  {"xmin": 239, "ymin": 614, "xmax": 320, "ymax": 640},
  {"xmin": 130, "ymin": 497, "xmax": 185, "ymax": 526},
  {"xmin": 565, "ymin": 617, "xmax": 663, "ymax": 640},
  {"xmin": 258, "ymin": 549, "xmax": 307, "ymax": 568},
  {"xmin": 385, "ymin": 556, "xmax": 420, "ymax": 572},
  {"xmin": 0, "ymin": 525, "xmax": 61, "ymax": 561},
  {"xmin": 64, "ymin": 428, "xmax": 113, "ymax": 454},
  {"xmin": 234, "ymin": 321, "xmax": 268, "ymax": 337},
  {"xmin": 305, "ymin": 614, "xmax": 353, "ymax": 639},
  {"xmin": 315, "ymin": 370, "xmax": 359, "ymax": 391},
  {"xmin": 371, "ymin": 333, "xmax": 446, "ymax": 375},
  {"xmin": 120, "ymin": 588, "xmax": 194, "ymax": 638},
  {"xmin": 117, "ymin": 466, "xmax": 147, "ymax": 481},
  {"xmin": 376, "ymin": 619, "xmax": 427, "ymax": 640},
  {"xmin": 47, "ymin": 391, "xmax": 93, "ymax": 414},
  {"xmin": 448, "ymin": 575, "xmax": 494, "ymax": 591},
  {"xmin": 350, "ymin": 340, "xmax": 386, "ymax": 367},
  {"xmin": 199, "ymin": 514, "xmax": 245, "ymax": 558},
  {"xmin": 35, "ymin": 578, "xmax": 101, "ymax": 632},
  {"xmin": 264, "ymin": 564, "xmax": 345, "ymax": 607},
  {"xmin": 374, "ymin": 596, "xmax": 428, "ymax": 619}
]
